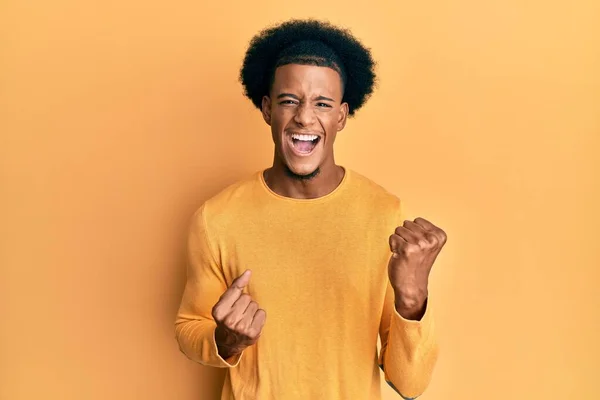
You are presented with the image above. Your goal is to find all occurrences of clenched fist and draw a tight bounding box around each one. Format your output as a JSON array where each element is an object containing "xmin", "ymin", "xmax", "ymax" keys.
[
  {"xmin": 212, "ymin": 270, "xmax": 266, "ymax": 360},
  {"xmin": 388, "ymin": 217, "xmax": 447, "ymax": 320}
]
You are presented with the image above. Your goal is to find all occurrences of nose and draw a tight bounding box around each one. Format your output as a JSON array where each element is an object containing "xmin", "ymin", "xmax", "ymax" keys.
[{"xmin": 293, "ymin": 103, "xmax": 315, "ymax": 127}]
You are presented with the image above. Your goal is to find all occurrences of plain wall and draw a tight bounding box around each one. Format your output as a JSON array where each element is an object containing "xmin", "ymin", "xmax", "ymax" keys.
[{"xmin": 1, "ymin": 1, "xmax": 599, "ymax": 399}]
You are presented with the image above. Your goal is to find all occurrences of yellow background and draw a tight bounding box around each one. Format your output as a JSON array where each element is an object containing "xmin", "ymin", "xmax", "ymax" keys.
[{"xmin": 1, "ymin": 1, "xmax": 599, "ymax": 399}]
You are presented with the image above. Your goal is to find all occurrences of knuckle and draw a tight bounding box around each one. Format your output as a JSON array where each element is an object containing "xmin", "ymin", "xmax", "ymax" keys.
[
  {"xmin": 240, "ymin": 294, "xmax": 251, "ymax": 302},
  {"xmin": 439, "ymin": 230, "xmax": 448, "ymax": 243},
  {"xmin": 211, "ymin": 307, "xmax": 223, "ymax": 321},
  {"xmin": 236, "ymin": 322, "xmax": 247, "ymax": 332},
  {"xmin": 426, "ymin": 232, "xmax": 438, "ymax": 243},
  {"xmin": 249, "ymin": 323, "xmax": 261, "ymax": 335},
  {"xmin": 224, "ymin": 316, "xmax": 237, "ymax": 327},
  {"xmin": 406, "ymin": 243, "xmax": 420, "ymax": 254}
]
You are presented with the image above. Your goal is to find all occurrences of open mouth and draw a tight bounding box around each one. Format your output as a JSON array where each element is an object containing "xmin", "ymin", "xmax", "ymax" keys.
[{"xmin": 290, "ymin": 133, "xmax": 321, "ymax": 155}]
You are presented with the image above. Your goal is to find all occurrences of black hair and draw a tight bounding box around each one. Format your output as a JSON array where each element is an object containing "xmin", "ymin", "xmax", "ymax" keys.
[{"xmin": 239, "ymin": 19, "xmax": 377, "ymax": 117}]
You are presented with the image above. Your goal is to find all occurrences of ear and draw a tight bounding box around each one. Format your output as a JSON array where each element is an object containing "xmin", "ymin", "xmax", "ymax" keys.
[
  {"xmin": 337, "ymin": 102, "xmax": 349, "ymax": 131},
  {"xmin": 261, "ymin": 96, "xmax": 272, "ymax": 126}
]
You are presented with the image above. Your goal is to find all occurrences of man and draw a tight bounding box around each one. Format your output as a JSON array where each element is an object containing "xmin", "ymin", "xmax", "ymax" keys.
[{"xmin": 175, "ymin": 19, "xmax": 446, "ymax": 399}]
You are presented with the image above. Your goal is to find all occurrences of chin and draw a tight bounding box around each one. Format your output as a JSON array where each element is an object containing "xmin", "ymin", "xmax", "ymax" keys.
[
  {"xmin": 291, "ymin": 164, "xmax": 316, "ymax": 175},
  {"xmin": 288, "ymin": 158, "xmax": 320, "ymax": 173}
]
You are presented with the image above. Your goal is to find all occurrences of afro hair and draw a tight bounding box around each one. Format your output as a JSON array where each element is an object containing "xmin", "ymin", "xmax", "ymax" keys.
[{"xmin": 239, "ymin": 19, "xmax": 377, "ymax": 117}]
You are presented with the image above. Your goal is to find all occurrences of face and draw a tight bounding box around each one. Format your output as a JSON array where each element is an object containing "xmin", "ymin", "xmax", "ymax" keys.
[{"xmin": 261, "ymin": 64, "xmax": 348, "ymax": 177}]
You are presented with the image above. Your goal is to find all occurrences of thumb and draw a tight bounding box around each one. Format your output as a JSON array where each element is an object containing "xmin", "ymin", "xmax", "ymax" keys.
[{"xmin": 231, "ymin": 269, "xmax": 251, "ymax": 290}]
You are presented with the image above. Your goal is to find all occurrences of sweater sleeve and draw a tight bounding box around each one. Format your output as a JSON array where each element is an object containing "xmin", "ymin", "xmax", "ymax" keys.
[
  {"xmin": 378, "ymin": 282, "xmax": 439, "ymax": 398},
  {"xmin": 174, "ymin": 203, "xmax": 243, "ymax": 368},
  {"xmin": 377, "ymin": 201, "xmax": 439, "ymax": 398}
]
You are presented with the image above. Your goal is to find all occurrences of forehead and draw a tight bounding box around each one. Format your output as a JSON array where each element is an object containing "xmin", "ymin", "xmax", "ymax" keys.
[{"xmin": 271, "ymin": 64, "xmax": 342, "ymax": 98}]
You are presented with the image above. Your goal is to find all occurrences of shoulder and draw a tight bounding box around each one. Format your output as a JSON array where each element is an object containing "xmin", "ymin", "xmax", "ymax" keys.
[
  {"xmin": 346, "ymin": 168, "xmax": 402, "ymax": 214},
  {"xmin": 191, "ymin": 171, "xmax": 263, "ymax": 228}
]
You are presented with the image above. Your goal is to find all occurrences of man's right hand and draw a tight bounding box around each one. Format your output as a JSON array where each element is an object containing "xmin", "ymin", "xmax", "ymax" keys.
[{"xmin": 212, "ymin": 270, "xmax": 266, "ymax": 360}]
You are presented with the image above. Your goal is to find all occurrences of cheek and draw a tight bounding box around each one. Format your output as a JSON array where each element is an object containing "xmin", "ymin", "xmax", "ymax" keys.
[
  {"xmin": 320, "ymin": 114, "xmax": 339, "ymax": 133},
  {"xmin": 271, "ymin": 110, "xmax": 289, "ymax": 129},
  {"xmin": 270, "ymin": 113, "xmax": 287, "ymax": 144},
  {"xmin": 326, "ymin": 131, "xmax": 338, "ymax": 146}
]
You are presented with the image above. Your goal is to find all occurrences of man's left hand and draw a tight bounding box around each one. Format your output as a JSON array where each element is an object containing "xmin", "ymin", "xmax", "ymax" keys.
[{"xmin": 388, "ymin": 217, "xmax": 447, "ymax": 320}]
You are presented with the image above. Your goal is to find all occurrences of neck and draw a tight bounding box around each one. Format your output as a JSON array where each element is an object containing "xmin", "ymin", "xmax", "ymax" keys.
[{"xmin": 263, "ymin": 160, "xmax": 345, "ymax": 200}]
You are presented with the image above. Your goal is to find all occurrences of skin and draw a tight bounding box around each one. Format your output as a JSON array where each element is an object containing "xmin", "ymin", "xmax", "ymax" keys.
[
  {"xmin": 213, "ymin": 270, "xmax": 265, "ymax": 360},
  {"xmin": 213, "ymin": 63, "xmax": 447, "ymax": 360},
  {"xmin": 261, "ymin": 64, "xmax": 349, "ymax": 199},
  {"xmin": 388, "ymin": 218, "xmax": 447, "ymax": 320}
]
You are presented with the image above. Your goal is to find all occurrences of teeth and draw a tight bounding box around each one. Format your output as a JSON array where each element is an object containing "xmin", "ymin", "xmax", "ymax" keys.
[{"xmin": 291, "ymin": 134, "xmax": 319, "ymax": 141}]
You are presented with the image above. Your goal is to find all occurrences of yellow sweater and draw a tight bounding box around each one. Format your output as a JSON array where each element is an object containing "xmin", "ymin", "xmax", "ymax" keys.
[{"xmin": 175, "ymin": 167, "xmax": 438, "ymax": 399}]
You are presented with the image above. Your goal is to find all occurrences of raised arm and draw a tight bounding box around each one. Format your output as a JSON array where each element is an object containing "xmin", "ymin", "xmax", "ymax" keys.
[{"xmin": 378, "ymin": 217, "xmax": 446, "ymax": 398}]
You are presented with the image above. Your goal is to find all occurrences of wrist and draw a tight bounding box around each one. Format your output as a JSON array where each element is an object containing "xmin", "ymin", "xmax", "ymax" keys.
[
  {"xmin": 217, "ymin": 343, "xmax": 243, "ymax": 360},
  {"xmin": 393, "ymin": 288, "xmax": 428, "ymax": 321},
  {"xmin": 215, "ymin": 326, "xmax": 244, "ymax": 359}
]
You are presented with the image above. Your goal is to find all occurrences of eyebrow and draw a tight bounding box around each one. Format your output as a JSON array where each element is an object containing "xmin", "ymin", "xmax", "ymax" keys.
[{"xmin": 276, "ymin": 93, "xmax": 335, "ymax": 102}]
